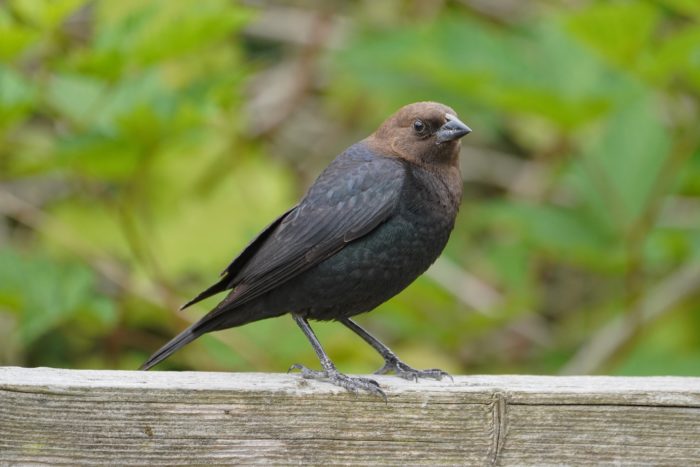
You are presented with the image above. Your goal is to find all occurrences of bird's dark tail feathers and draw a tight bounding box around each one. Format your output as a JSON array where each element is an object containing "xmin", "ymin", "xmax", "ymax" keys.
[
  {"xmin": 140, "ymin": 297, "xmax": 270, "ymax": 370},
  {"xmin": 140, "ymin": 325, "xmax": 200, "ymax": 371}
]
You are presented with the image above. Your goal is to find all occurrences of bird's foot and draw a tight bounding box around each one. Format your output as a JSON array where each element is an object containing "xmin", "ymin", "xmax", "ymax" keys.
[
  {"xmin": 288, "ymin": 363, "xmax": 386, "ymax": 400},
  {"xmin": 374, "ymin": 358, "xmax": 452, "ymax": 382}
]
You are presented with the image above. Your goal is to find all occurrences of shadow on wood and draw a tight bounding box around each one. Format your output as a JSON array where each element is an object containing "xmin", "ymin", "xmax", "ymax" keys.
[{"xmin": 1, "ymin": 367, "xmax": 699, "ymax": 465}]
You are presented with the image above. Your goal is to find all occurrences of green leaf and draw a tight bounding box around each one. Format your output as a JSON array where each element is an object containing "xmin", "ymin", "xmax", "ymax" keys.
[
  {"xmin": 0, "ymin": 10, "xmax": 41, "ymax": 60},
  {"xmin": 0, "ymin": 248, "xmax": 116, "ymax": 345},
  {"xmin": 0, "ymin": 65, "xmax": 36, "ymax": 126},
  {"xmin": 11, "ymin": 0, "xmax": 83, "ymax": 29},
  {"xmin": 55, "ymin": 131, "xmax": 144, "ymax": 179},
  {"xmin": 486, "ymin": 201, "xmax": 620, "ymax": 267},
  {"xmin": 93, "ymin": 0, "xmax": 252, "ymax": 69},
  {"xmin": 647, "ymin": 26, "xmax": 700, "ymax": 93},
  {"xmin": 657, "ymin": 0, "xmax": 700, "ymax": 19},
  {"xmin": 567, "ymin": 2, "xmax": 659, "ymax": 70},
  {"xmin": 616, "ymin": 307, "xmax": 700, "ymax": 376},
  {"xmin": 573, "ymin": 95, "xmax": 671, "ymax": 234},
  {"xmin": 45, "ymin": 73, "xmax": 107, "ymax": 126}
]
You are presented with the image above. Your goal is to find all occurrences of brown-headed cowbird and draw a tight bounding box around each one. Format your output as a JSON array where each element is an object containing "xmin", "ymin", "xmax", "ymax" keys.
[{"xmin": 141, "ymin": 102, "xmax": 471, "ymax": 397}]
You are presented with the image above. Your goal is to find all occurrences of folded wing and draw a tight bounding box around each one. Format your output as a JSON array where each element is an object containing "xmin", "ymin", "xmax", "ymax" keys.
[{"xmin": 187, "ymin": 149, "xmax": 406, "ymax": 321}]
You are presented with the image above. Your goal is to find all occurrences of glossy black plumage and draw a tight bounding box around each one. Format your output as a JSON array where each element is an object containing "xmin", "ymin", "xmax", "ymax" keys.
[{"xmin": 141, "ymin": 102, "xmax": 471, "ymax": 397}]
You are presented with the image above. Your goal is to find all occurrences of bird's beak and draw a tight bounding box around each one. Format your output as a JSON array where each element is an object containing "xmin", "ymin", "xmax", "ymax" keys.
[{"xmin": 435, "ymin": 114, "xmax": 472, "ymax": 144}]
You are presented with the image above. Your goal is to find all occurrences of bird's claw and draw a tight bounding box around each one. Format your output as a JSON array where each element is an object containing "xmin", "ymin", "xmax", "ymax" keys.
[
  {"xmin": 288, "ymin": 363, "xmax": 386, "ymax": 401},
  {"xmin": 375, "ymin": 359, "xmax": 452, "ymax": 382}
]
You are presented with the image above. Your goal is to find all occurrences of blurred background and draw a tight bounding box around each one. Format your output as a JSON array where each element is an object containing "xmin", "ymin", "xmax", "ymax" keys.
[{"xmin": 1, "ymin": 0, "xmax": 699, "ymax": 376}]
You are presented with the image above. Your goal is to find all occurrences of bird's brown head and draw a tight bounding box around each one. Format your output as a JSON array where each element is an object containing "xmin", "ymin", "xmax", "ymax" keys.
[{"xmin": 368, "ymin": 102, "xmax": 471, "ymax": 167}]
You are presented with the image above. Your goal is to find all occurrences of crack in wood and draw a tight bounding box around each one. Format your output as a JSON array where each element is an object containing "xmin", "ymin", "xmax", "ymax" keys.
[{"xmin": 488, "ymin": 391, "xmax": 508, "ymax": 466}]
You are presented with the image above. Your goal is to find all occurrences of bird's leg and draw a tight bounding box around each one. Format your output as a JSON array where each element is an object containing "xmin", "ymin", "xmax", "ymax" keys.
[
  {"xmin": 341, "ymin": 318, "xmax": 451, "ymax": 382},
  {"xmin": 289, "ymin": 314, "xmax": 386, "ymax": 399}
]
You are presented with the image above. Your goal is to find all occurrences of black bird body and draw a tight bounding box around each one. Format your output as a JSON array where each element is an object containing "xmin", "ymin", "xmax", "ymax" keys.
[
  {"xmin": 142, "ymin": 102, "xmax": 471, "ymax": 397},
  {"xmin": 249, "ymin": 142, "xmax": 461, "ymax": 323}
]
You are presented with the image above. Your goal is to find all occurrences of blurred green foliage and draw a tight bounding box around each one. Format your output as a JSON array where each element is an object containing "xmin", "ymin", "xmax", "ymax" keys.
[{"xmin": 1, "ymin": 0, "xmax": 699, "ymax": 376}]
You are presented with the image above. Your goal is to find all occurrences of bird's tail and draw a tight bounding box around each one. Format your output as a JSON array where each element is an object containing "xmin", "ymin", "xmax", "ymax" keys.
[
  {"xmin": 140, "ymin": 325, "xmax": 200, "ymax": 371},
  {"xmin": 140, "ymin": 298, "xmax": 272, "ymax": 370}
]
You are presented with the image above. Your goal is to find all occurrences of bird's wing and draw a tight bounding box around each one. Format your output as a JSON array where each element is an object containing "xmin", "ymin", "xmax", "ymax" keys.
[
  {"xmin": 179, "ymin": 205, "xmax": 297, "ymax": 311},
  {"xmin": 200, "ymin": 151, "xmax": 406, "ymax": 317}
]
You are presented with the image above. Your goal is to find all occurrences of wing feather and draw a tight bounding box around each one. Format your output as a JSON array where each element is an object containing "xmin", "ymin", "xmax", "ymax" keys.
[
  {"xmin": 194, "ymin": 148, "xmax": 406, "ymax": 321},
  {"xmin": 179, "ymin": 206, "xmax": 296, "ymax": 310}
]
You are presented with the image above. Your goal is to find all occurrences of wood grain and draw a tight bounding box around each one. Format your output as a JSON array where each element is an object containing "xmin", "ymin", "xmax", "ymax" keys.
[{"xmin": 1, "ymin": 367, "xmax": 699, "ymax": 465}]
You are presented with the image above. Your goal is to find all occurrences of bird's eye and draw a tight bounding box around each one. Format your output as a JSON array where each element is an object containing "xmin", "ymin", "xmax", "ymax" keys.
[{"xmin": 413, "ymin": 119, "xmax": 426, "ymax": 134}]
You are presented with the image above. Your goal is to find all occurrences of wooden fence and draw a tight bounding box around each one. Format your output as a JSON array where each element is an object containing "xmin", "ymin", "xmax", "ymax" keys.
[{"xmin": 1, "ymin": 367, "xmax": 699, "ymax": 465}]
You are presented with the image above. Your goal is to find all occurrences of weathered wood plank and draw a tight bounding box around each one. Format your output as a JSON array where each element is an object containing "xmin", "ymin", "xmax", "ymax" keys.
[{"xmin": 1, "ymin": 367, "xmax": 699, "ymax": 465}]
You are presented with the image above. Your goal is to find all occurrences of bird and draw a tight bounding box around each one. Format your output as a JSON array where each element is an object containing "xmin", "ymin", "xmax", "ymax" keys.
[{"xmin": 141, "ymin": 101, "xmax": 471, "ymax": 398}]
